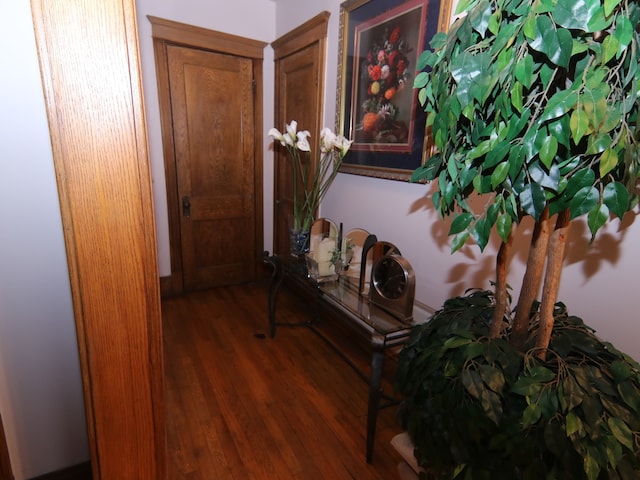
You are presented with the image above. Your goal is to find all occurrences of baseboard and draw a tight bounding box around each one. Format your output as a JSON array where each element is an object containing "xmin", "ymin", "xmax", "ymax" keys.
[{"xmin": 29, "ymin": 462, "xmax": 91, "ymax": 480}]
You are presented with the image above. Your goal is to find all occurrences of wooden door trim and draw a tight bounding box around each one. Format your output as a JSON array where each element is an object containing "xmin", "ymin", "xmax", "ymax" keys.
[
  {"xmin": 148, "ymin": 16, "xmax": 266, "ymax": 59},
  {"xmin": 0, "ymin": 411, "xmax": 12, "ymax": 480},
  {"xmin": 31, "ymin": 1, "xmax": 165, "ymax": 478},
  {"xmin": 271, "ymin": 11, "xmax": 330, "ymax": 60},
  {"xmin": 149, "ymin": 16, "xmax": 266, "ymax": 295}
]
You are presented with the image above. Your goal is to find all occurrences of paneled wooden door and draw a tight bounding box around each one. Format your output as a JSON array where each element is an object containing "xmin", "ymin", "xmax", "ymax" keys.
[
  {"xmin": 167, "ymin": 45, "xmax": 258, "ymax": 291},
  {"xmin": 272, "ymin": 13, "xmax": 329, "ymax": 256}
]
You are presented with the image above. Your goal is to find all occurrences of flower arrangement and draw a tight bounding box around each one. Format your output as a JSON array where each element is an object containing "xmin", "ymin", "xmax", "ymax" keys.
[
  {"xmin": 268, "ymin": 121, "xmax": 352, "ymax": 236},
  {"xmin": 358, "ymin": 25, "xmax": 413, "ymax": 142}
]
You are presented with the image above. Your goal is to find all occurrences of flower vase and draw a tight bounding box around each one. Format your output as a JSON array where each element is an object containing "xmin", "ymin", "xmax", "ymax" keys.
[{"xmin": 289, "ymin": 229, "xmax": 310, "ymax": 257}]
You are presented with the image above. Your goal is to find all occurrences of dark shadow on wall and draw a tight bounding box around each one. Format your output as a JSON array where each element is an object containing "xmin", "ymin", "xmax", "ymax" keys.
[{"xmin": 409, "ymin": 185, "xmax": 638, "ymax": 300}]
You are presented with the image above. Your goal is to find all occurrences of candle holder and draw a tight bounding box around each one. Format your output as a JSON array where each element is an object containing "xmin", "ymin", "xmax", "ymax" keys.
[{"xmin": 305, "ymin": 252, "xmax": 338, "ymax": 283}]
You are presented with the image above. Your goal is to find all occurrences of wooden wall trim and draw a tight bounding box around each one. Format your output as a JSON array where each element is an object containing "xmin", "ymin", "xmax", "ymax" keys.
[
  {"xmin": 0, "ymin": 411, "xmax": 12, "ymax": 480},
  {"xmin": 30, "ymin": 0, "xmax": 165, "ymax": 478},
  {"xmin": 271, "ymin": 11, "xmax": 330, "ymax": 60},
  {"xmin": 148, "ymin": 16, "xmax": 267, "ymax": 58},
  {"xmin": 29, "ymin": 462, "xmax": 91, "ymax": 480}
]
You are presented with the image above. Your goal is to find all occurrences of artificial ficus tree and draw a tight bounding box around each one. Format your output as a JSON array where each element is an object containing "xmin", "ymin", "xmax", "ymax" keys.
[{"xmin": 413, "ymin": 0, "xmax": 640, "ymax": 359}]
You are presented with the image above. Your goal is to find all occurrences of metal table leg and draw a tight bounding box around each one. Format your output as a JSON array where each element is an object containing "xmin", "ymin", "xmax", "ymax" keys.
[
  {"xmin": 263, "ymin": 252, "xmax": 284, "ymax": 338},
  {"xmin": 366, "ymin": 336, "xmax": 385, "ymax": 463}
]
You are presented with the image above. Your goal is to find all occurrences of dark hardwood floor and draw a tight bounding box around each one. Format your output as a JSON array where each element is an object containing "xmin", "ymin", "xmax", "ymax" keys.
[{"xmin": 162, "ymin": 281, "xmax": 405, "ymax": 479}]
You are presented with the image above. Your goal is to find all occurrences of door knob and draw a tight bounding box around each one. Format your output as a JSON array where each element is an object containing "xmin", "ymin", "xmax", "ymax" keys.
[{"xmin": 182, "ymin": 196, "xmax": 191, "ymax": 218}]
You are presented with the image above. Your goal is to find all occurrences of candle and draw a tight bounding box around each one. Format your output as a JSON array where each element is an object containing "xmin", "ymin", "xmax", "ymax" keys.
[
  {"xmin": 318, "ymin": 237, "xmax": 335, "ymax": 263},
  {"xmin": 317, "ymin": 237, "xmax": 336, "ymax": 277}
]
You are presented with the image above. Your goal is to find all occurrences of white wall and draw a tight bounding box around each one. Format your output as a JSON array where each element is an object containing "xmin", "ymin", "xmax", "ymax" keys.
[
  {"xmin": 135, "ymin": 0, "xmax": 277, "ymax": 276},
  {"xmin": 275, "ymin": 0, "xmax": 640, "ymax": 361},
  {"xmin": 0, "ymin": 2, "xmax": 89, "ymax": 479}
]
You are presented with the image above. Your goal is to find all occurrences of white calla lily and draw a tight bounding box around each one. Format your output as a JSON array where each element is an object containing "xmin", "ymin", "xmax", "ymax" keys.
[{"xmin": 268, "ymin": 121, "xmax": 352, "ymax": 236}]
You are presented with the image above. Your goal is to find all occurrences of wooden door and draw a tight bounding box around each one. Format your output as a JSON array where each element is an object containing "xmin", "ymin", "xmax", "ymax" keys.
[
  {"xmin": 150, "ymin": 17, "xmax": 267, "ymax": 295},
  {"xmin": 167, "ymin": 45, "xmax": 257, "ymax": 290},
  {"xmin": 272, "ymin": 13, "xmax": 329, "ymax": 256}
]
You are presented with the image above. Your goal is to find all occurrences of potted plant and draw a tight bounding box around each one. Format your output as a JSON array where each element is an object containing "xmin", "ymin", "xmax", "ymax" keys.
[
  {"xmin": 396, "ymin": 0, "xmax": 640, "ymax": 476},
  {"xmin": 269, "ymin": 121, "xmax": 352, "ymax": 255}
]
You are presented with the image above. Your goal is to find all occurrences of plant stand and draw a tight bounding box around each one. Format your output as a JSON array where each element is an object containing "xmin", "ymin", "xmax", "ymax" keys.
[{"xmin": 391, "ymin": 432, "xmax": 423, "ymax": 480}]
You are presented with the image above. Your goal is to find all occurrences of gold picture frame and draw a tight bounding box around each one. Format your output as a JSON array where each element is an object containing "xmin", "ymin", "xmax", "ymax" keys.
[{"xmin": 336, "ymin": 0, "xmax": 453, "ymax": 181}]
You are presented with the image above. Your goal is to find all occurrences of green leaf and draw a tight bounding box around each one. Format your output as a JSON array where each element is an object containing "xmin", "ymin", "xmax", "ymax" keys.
[
  {"xmin": 514, "ymin": 54, "xmax": 535, "ymax": 89},
  {"xmin": 570, "ymin": 108, "xmax": 590, "ymax": 144},
  {"xmin": 510, "ymin": 81, "xmax": 523, "ymax": 112},
  {"xmin": 522, "ymin": 403, "xmax": 543, "ymax": 427},
  {"xmin": 603, "ymin": 181, "xmax": 629, "ymax": 219},
  {"xmin": 587, "ymin": 203, "xmax": 608, "ymax": 239},
  {"xmin": 417, "ymin": 87, "xmax": 427, "ymax": 107},
  {"xmin": 529, "ymin": 16, "xmax": 573, "ymax": 68},
  {"xmin": 614, "ymin": 16, "xmax": 634, "ymax": 50},
  {"xmin": 617, "ymin": 381, "xmax": 640, "ymax": 411},
  {"xmin": 599, "ymin": 148, "xmax": 619, "ymax": 177},
  {"xmin": 467, "ymin": 139, "xmax": 493, "ymax": 161},
  {"xmin": 451, "ymin": 51, "xmax": 492, "ymax": 107},
  {"xmin": 604, "ymin": 0, "xmax": 622, "ymax": 17},
  {"xmin": 447, "ymin": 154, "xmax": 459, "ymax": 181},
  {"xmin": 450, "ymin": 213, "xmax": 474, "ymax": 235},
  {"xmin": 429, "ymin": 31, "xmax": 448, "ymax": 50},
  {"xmin": 507, "ymin": 145, "xmax": 526, "ymax": 181},
  {"xmin": 444, "ymin": 336, "xmax": 473, "ymax": 349},
  {"xmin": 564, "ymin": 168, "xmax": 595, "ymax": 199},
  {"xmin": 411, "ymin": 156, "xmax": 441, "ymax": 182},
  {"xmin": 586, "ymin": 133, "xmax": 612, "ymax": 155},
  {"xmin": 587, "ymin": 5, "xmax": 613, "ymax": 31},
  {"xmin": 467, "ymin": 0, "xmax": 492, "ymax": 36},
  {"xmin": 539, "ymin": 135, "xmax": 558, "ymax": 168},
  {"xmin": 610, "ymin": 360, "xmax": 632, "ymax": 383},
  {"xmin": 511, "ymin": 375, "xmax": 542, "ymax": 396},
  {"xmin": 461, "ymin": 369, "xmax": 484, "ymax": 399},
  {"xmin": 565, "ymin": 411, "xmax": 584, "ymax": 437},
  {"xmin": 539, "ymin": 90, "xmax": 578, "ymax": 123},
  {"xmin": 601, "ymin": 35, "xmax": 620, "ymax": 64},
  {"xmin": 583, "ymin": 453, "xmax": 600, "ymax": 480},
  {"xmin": 554, "ymin": 0, "xmax": 604, "ymax": 32},
  {"xmin": 507, "ymin": 109, "xmax": 531, "ymax": 141},
  {"xmin": 496, "ymin": 214, "xmax": 512, "ymax": 243},
  {"xmin": 488, "ymin": 10, "xmax": 501, "ymax": 35},
  {"xmin": 455, "ymin": 0, "xmax": 475, "ymax": 15},
  {"xmin": 527, "ymin": 365, "xmax": 557, "ymax": 382},
  {"xmin": 459, "ymin": 165, "xmax": 478, "ymax": 189},
  {"xmin": 608, "ymin": 417, "xmax": 634, "ymax": 450},
  {"xmin": 570, "ymin": 186, "xmax": 599, "ymax": 220},
  {"xmin": 519, "ymin": 182, "xmax": 547, "ymax": 220},
  {"xmin": 451, "ymin": 231, "xmax": 470, "ymax": 253},
  {"xmin": 413, "ymin": 71, "xmax": 429, "ymax": 89},
  {"xmin": 479, "ymin": 364, "xmax": 505, "ymax": 393},
  {"xmin": 547, "ymin": 115, "xmax": 571, "ymax": 148},
  {"xmin": 472, "ymin": 217, "xmax": 491, "ymax": 251},
  {"xmin": 562, "ymin": 375, "xmax": 584, "ymax": 411},
  {"xmin": 491, "ymin": 162, "xmax": 510, "ymax": 188}
]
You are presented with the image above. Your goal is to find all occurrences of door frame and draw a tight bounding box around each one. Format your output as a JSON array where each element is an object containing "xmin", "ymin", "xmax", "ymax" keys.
[
  {"xmin": 31, "ymin": 0, "xmax": 165, "ymax": 478},
  {"xmin": 0, "ymin": 411, "xmax": 11, "ymax": 480},
  {"xmin": 149, "ymin": 16, "xmax": 266, "ymax": 296}
]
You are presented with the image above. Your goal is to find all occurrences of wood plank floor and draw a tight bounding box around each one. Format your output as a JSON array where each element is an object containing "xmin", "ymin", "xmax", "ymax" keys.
[{"xmin": 162, "ymin": 281, "xmax": 405, "ymax": 479}]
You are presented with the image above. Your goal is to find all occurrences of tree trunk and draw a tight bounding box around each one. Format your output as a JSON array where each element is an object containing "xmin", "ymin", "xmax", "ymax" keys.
[
  {"xmin": 511, "ymin": 207, "xmax": 552, "ymax": 350},
  {"xmin": 490, "ymin": 231, "xmax": 513, "ymax": 338},
  {"xmin": 535, "ymin": 210, "xmax": 571, "ymax": 360}
]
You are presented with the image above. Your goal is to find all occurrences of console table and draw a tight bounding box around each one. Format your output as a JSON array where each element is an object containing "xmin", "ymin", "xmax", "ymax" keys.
[{"xmin": 263, "ymin": 252, "xmax": 428, "ymax": 463}]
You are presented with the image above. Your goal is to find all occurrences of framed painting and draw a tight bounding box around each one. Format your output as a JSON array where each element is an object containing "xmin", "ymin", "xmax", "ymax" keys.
[{"xmin": 336, "ymin": 0, "xmax": 453, "ymax": 181}]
